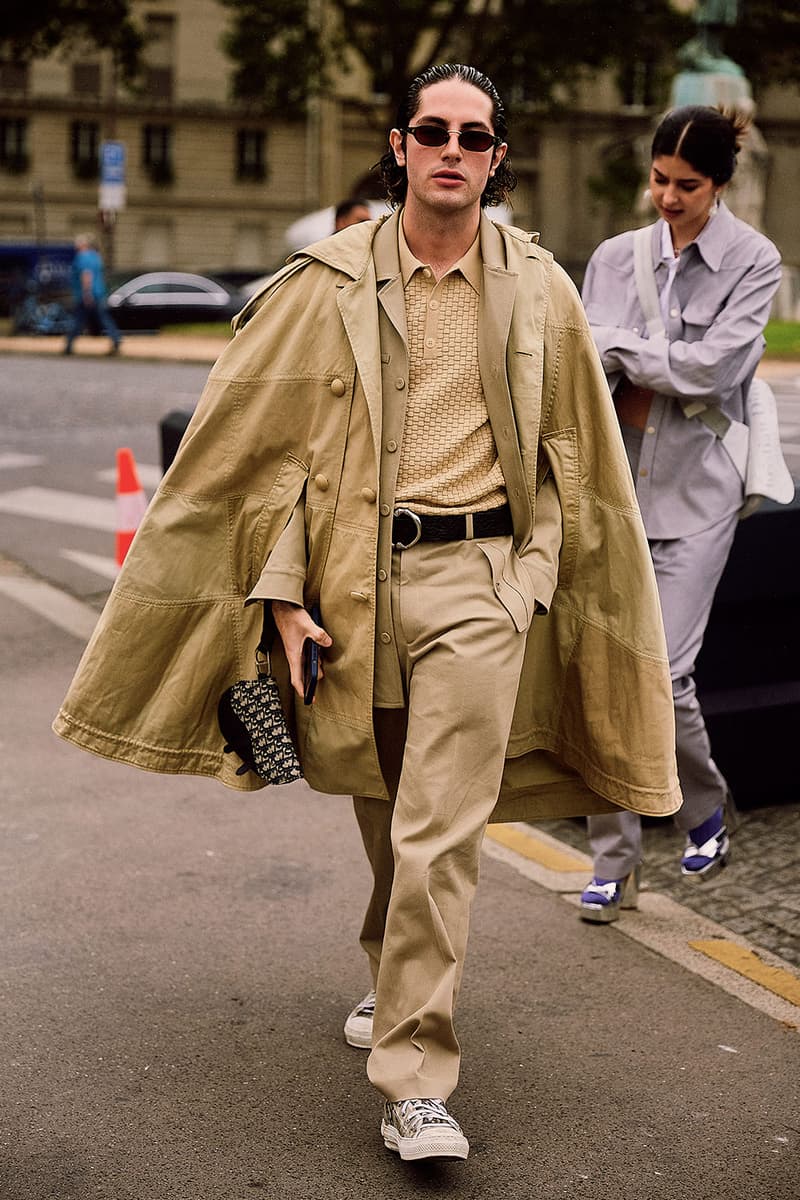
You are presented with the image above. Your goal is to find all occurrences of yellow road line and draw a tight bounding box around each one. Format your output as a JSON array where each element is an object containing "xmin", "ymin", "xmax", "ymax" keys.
[
  {"xmin": 689, "ymin": 938, "xmax": 800, "ymax": 1008},
  {"xmin": 485, "ymin": 824, "xmax": 588, "ymax": 873}
]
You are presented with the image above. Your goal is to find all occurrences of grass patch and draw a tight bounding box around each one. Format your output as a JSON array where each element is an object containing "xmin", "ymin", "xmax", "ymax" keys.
[{"xmin": 764, "ymin": 320, "xmax": 800, "ymax": 359}]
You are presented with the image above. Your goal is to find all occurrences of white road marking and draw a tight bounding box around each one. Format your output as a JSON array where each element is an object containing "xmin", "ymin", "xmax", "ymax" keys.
[
  {"xmin": 0, "ymin": 575, "xmax": 97, "ymax": 640},
  {"xmin": 0, "ymin": 453, "xmax": 46, "ymax": 470},
  {"xmin": 61, "ymin": 549, "xmax": 119, "ymax": 580},
  {"xmin": 96, "ymin": 463, "xmax": 162, "ymax": 490},
  {"xmin": 0, "ymin": 487, "xmax": 116, "ymax": 530}
]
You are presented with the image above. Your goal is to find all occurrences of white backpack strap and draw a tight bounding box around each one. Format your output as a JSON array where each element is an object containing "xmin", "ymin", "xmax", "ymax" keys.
[{"xmin": 632, "ymin": 225, "xmax": 664, "ymax": 338}]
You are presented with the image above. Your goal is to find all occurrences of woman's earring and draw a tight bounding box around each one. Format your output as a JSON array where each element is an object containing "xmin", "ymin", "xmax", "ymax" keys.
[{"xmin": 710, "ymin": 192, "xmax": 720, "ymax": 216}]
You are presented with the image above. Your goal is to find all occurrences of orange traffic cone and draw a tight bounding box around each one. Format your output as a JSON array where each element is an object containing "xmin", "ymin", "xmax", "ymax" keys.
[{"xmin": 115, "ymin": 447, "xmax": 148, "ymax": 567}]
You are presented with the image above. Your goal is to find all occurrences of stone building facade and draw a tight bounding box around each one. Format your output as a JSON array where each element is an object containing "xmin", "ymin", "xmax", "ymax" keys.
[{"xmin": 1, "ymin": 0, "xmax": 798, "ymax": 287}]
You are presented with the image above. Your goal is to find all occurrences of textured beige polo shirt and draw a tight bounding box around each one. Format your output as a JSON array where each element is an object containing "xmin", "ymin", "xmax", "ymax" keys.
[{"xmin": 394, "ymin": 221, "xmax": 507, "ymax": 515}]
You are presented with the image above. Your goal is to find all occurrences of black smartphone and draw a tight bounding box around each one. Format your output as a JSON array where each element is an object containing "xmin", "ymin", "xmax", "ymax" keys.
[{"xmin": 303, "ymin": 602, "xmax": 322, "ymax": 706}]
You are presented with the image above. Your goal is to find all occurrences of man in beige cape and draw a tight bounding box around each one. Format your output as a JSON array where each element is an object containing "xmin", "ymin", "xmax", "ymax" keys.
[{"xmin": 55, "ymin": 64, "xmax": 679, "ymax": 1162}]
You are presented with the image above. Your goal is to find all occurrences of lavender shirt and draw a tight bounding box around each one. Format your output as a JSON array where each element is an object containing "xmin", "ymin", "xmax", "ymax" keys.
[{"xmin": 582, "ymin": 202, "xmax": 781, "ymax": 538}]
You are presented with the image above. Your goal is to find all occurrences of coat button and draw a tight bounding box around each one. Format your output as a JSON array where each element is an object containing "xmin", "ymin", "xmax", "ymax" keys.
[
  {"xmin": 386, "ymin": 440, "xmax": 398, "ymax": 453},
  {"xmin": 395, "ymin": 378, "xmax": 406, "ymax": 390},
  {"xmin": 361, "ymin": 487, "xmax": 377, "ymax": 503},
  {"xmin": 380, "ymin": 503, "xmax": 391, "ymax": 516},
  {"xmin": 314, "ymin": 473, "xmax": 329, "ymax": 491},
  {"xmin": 380, "ymin": 631, "xmax": 392, "ymax": 644},
  {"xmin": 378, "ymin": 569, "xmax": 388, "ymax": 581},
  {"xmin": 350, "ymin": 591, "xmax": 368, "ymax": 603},
  {"xmin": 330, "ymin": 378, "xmax": 346, "ymax": 396}
]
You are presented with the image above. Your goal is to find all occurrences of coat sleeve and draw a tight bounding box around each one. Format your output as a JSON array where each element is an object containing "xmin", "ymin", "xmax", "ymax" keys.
[{"xmin": 246, "ymin": 497, "xmax": 308, "ymax": 606}]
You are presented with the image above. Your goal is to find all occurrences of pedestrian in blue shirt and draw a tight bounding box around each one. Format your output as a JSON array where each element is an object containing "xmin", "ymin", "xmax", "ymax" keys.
[
  {"xmin": 64, "ymin": 233, "xmax": 121, "ymax": 355},
  {"xmin": 578, "ymin": 106, "xmax": 782, "ymax": 922}
]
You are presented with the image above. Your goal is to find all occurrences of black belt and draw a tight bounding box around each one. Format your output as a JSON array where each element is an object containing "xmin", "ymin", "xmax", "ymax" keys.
[{"xmin": 391, "ymin": 504, "xmax": 512, "ymax": 549}]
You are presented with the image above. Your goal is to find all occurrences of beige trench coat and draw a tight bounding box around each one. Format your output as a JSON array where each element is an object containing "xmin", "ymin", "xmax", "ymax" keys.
[{"xmin": 54, "ymin": 212, "xmax": 681, "ymax": 822}]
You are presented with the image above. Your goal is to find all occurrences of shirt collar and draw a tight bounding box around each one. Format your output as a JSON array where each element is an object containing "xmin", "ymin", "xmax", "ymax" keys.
[
  {"xmin": 658, "ymin": 200, "xmax": 733, "ymax": 273},
  {"xmin": 398, "ymin": 214, "xmax": 482, "ymax": 293}
]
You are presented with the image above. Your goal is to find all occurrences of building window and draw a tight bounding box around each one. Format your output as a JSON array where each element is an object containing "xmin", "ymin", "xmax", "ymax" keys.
[
  {"xmin": 0, "ymin": 118, "xmax": 29, "ymax": 173},
  {"xmin": 143, "ymin": 14, "xmax": 175, "ymax": 101},
  {"xmin": 70, "ymin": 120, "xmax": 100, "ymax": 180},
  {"xmin": 0, "ymin": 60, "xmax": 29, "ymax": 94},
  {"xmin": 619, "ymin": 59, "xmax": 656, "ymax": 109},
  {"xmin": 236, "ymin": 129, "xmax": 267, "ymax": 183},
  {"xmin": 143, "ymin": 123, "xmax": 174, "ymax": 184},
  {"xmin": 72, "ymin": 62, "xmax": 102, "ymax": 97}
]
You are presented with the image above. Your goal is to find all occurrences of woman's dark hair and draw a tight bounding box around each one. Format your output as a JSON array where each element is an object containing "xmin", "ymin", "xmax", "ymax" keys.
[
  {"xmin": 651, "ymin": 105, "xmax": 750, "ymax": 185},
  {"xmin": 377, "ymin": 63, "xmax": 517, "ymax": 209}
]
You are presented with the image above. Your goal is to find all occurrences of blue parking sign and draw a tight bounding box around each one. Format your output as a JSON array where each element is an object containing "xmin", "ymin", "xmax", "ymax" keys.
[{"xmin": 99, "ymin": 141, "xmax": 126, "ymax": 210}]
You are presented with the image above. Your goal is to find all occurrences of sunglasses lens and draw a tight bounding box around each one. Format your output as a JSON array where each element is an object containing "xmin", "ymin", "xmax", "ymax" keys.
[
  {"xmin": 460, "ymin": 131, "xmax": 495, "ymax": 152},
  {"xmin": 406, "ymin": 126, "xmax": 497, "ymax": 151},
  {"xmin": 412, "ymin": 125, "xmax": 448, "ymax": 147}
]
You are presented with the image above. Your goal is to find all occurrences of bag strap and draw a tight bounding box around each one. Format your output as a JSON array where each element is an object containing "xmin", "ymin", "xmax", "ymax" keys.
[
  {"xmin": 631, "ymin": 226, "xmax": 731, "ymax": 439},
  {"xmin": 632, "ymin": 226, "xmax": 665, "ymax": 338},
  {"xmin": 255, "ymin": 601, "xmax": 275, "ymax": 675}
]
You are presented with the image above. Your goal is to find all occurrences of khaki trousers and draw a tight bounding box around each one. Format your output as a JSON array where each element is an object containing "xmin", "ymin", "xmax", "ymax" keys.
[{"xmin": 353, "ymin": 536, "xmax": 529, "ymax": 1102}]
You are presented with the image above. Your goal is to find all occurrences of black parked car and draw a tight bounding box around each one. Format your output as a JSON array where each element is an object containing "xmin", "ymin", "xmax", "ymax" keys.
[{"xmin": 106, "ymin": 271, "xmax": 241, "ymax": 330}]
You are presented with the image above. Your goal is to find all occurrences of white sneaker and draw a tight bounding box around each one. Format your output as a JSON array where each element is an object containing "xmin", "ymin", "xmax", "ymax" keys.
[
  {"xmin": 343, "ymin": 988, "xmax": 375, "ymax": 1048},
  {"xmin": 381, "ymin": 1097, "xmax": 469, "ymax": 1161}
]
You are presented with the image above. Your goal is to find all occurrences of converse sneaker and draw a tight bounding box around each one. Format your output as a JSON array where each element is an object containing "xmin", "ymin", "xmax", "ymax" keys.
[
  {"xmin": 343, "ymin": 988, "xmax": 375, "ymax": 1048},
  {"xmin": 381, "ymin": 1097, "xmax": 469, "ymax": 1161}
]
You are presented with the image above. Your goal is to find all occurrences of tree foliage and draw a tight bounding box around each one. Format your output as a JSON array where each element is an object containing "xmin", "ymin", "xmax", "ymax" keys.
[
  {"xmin": 1, "ymin": 0, "xmax": 143, "ymax": 80},
  {"xmin": 219, "ymin": 0, "xmax": 800, "ymax": 118},
  {"xmin": 219, "ymin": 0, "xmax": 693, "ymax": 116},
  {"xmin": 725, "ymin": 1, "xmax": 800, "ymax": 91}
]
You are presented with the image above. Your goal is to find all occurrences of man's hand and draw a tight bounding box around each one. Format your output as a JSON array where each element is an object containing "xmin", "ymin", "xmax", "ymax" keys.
[{"xmin": 272, "ymin": 600, "xmax": 333, "ymax": 700}]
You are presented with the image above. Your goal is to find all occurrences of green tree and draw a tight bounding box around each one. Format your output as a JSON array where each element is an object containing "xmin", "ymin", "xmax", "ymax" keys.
[
  {"xmin": 725, "ymin": 1, "xmax": 800, "ymax": 91},
  {"xmin": 219, "ymin": 0, "xmax": 800, "ymax": 118},
  {"xmin": 1, "ymin": 0, "xmax": 143, "ymax": 80},
  {"xmin": 219, "ymin": 0, "xmax": 691, "ymax": 116}
]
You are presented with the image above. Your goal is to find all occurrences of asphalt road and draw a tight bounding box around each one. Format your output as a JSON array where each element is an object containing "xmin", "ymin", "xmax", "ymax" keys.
[{"xmin": 1, "ymin": 352, "xmax": 799, "ymax": 1198}]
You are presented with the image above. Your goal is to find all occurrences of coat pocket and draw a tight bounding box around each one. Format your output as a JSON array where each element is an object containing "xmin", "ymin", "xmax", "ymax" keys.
[
  {"xmin": 476, "ymin": 538, "xmax": 536, "ymax": 633},
  {"xmin": 541, "ymin": 428, "xmax": 579, "ymax": 589}
]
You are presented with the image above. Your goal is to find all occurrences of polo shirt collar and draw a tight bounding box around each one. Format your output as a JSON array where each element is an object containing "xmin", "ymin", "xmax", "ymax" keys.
[{"xmin": 398, "ymin": 213, "xmax": 482, "ymax": 293}]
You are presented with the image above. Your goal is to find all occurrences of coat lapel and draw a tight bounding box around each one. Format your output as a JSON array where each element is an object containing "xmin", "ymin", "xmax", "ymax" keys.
[{"xmin": 336, "ymin": 264, "xmax": 384, "ymax": 464}]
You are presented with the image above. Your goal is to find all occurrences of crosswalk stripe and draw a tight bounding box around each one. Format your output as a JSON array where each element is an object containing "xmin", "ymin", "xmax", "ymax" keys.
[
  {"xmin": 0, "ymin": 575, "xmax": 97, "ymax": 640},
  {"xmin": 0, "ymin": 453, "xmax": 46, "ymax": 470},
  {"xmin": 61, "ymin": 549, "xmax": 119, "ymax": 580},
  {"xmin": 0, "ymin": 487, "xmax": 116, "ymax": 531}
]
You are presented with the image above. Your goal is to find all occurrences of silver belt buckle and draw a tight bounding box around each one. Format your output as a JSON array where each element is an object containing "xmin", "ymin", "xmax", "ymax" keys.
[{"xmin": 392, "ymin": 507, "xmax": 422, "ymax": 549}]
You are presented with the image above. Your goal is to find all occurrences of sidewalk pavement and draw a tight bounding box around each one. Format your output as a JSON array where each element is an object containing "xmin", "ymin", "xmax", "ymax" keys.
[{"xmin": 1, "ymin": 331, "xmax": 799, "ymax": 379}]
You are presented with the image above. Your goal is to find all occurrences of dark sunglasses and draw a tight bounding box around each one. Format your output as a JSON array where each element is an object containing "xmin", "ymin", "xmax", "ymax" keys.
[{"xmin": 402, "ymin": 124, "xmax": 501, "ymax": 153}]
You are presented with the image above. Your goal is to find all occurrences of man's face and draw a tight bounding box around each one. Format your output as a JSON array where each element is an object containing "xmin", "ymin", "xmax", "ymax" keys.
[{"xmin": 389, "ymin": 78, "xmax": 507, "ymax": 219}]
